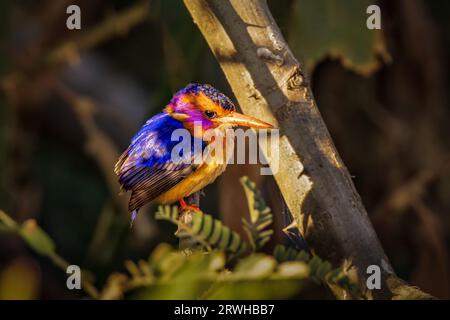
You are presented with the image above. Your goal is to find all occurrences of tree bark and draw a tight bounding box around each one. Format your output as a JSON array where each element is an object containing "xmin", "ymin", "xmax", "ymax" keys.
[{"xmin": 183, "ymin": 0, "xmax": 434, "ymax": 299}]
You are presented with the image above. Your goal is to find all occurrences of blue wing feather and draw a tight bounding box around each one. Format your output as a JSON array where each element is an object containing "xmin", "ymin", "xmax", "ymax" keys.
[{"xmin": 114, "ymin": 112, "xmax": 205, "ymax": 211}]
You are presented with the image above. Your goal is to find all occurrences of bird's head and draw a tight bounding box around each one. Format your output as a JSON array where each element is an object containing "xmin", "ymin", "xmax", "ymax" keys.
[{"xmin": 164, "ymin": 83, "xmax": 273, "ymax": 136}]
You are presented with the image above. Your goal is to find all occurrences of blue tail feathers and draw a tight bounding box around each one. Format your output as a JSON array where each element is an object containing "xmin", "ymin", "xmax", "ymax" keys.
[{"xmin": 130, "ymin": 209, "xmax": 139, "ymax": 228}]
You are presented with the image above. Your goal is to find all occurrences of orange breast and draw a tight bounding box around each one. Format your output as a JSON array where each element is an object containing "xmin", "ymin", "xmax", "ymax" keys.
[
  {"xmin": 155, "ymin": 160, "xmax": 228, "ymax": 204},
  {"xmin": 155, "ymin": 134, "xmax": 233, "ymax": 204}
]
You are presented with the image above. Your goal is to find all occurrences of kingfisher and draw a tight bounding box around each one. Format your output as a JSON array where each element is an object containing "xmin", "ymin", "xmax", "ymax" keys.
[{"xmin": 115, "ymin": 83, "xmax": 273, "ymax": 225}]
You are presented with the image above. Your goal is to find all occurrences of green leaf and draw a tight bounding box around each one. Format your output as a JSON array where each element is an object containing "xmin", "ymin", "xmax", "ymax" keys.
[
  {"xmin": 154, "ymin": 205, "xmax": 179, "ymax": 224},
  {"xmin": 276, "ymin": 261, "xmax": 310, "ymax": 279},
  {"xmin": 0, "ymin": 210, "xmax": 18, "ymax": 229},
  {"xmin": 233, "ymin": 254, "xmax": 277, "ymax": 280},
  {"xmin": 199, "ymin": 214, "xmax": 213, "ymax": 239},
  {"xmin": 240, "ymin": 176, "xmax": 274, "ymax": 251},
  {"xmin": 288, "ymin": 0, "xmax": 390, "ymax": 75},
  {"xmin": 217, "ymin": 223, "xmax": 231, "ymax": 250},
  {"xmin": 208, "ymin": 220, "xmax": 223, "ymax": 245},
  {"xmin": 0, "ymin": 211, "xmax": 57, "ymax": 257},
  {"xmin": 19, "ymin": 219, "xmax": 56, "ymax": 257}
]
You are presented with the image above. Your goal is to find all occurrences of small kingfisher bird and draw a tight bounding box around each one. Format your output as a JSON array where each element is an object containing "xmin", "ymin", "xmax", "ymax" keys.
[{"xmin": 115, "ymin": 83, "xmax": 273, "ymax": 225}]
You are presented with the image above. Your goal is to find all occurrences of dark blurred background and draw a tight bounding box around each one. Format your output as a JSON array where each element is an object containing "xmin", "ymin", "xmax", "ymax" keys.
[{"xmin": 0, "ymin": 0, "xmax": 449, "ymax": 299}]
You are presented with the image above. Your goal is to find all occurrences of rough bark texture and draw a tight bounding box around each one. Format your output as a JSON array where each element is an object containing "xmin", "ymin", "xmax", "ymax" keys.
[{"xmin": 183, "ymin": 0, "xmax": 434, "ymax": 299}]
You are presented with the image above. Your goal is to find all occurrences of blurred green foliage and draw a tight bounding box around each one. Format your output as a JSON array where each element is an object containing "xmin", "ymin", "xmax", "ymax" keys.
[
  {"xmin": 126, "ymin": 245, "xmax": 310, "ymax": 300},
  {"xmin": 0, "ymin": 177, "xmax": 359, "ymax": 299},
  {"xmin": 287, "ymin": 0, "xmax": 389, "ymax": 74}
]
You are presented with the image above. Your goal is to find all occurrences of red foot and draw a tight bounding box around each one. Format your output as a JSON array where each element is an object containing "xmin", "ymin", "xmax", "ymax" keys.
[{"xmin": 179, "ymin": 198, "xmax": 202, "ymax": 212}]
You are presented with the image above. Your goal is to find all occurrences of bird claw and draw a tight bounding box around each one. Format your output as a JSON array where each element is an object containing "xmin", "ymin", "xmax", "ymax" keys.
[
  {"xmin": 179, "ymin": 198, "xmax": 202, "ymax": 213},
  {"xmin": 182, "ymin": 204, "xmax": 202, "ymax": 213}
]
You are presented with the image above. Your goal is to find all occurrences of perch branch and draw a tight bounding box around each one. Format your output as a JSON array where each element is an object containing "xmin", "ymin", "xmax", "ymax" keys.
[
  {"xmin": 183, "ymin": 0, "xmax": 433, "ymax": 299},
  {"xmin": 179, "ymin": 192, "xmax": 201, "ymax": 250}
]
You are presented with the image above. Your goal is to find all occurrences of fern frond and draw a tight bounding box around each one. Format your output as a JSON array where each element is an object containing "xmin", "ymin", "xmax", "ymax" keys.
[
  {"xmin": 155, "ymin": 206, "xmax": 247, "ymax": 257},
  {"xmin": 240, "ymin": 176, "xmax": 274, "ymax": 251},
  {"xmin": 273, "ymin": 244, "xmax": 310, "ymax": 262},
  {"xmin": 273, "ymin": 244, "xmax": 359, "ymax": 296},
  {"xmin": 154, "ymin": 205, "xmax": 179, "ymax": 224}
]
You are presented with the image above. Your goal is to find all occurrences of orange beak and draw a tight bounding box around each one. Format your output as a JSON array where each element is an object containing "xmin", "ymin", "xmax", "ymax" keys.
[{"xmin": 217, "ymin": 111, "xmax": 273, "ymax": 129}]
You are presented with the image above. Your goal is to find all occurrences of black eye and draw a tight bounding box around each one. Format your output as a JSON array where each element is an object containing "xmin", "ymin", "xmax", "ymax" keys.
[{"xmin": 204, "ymin": 110, "xmax": 217, "ymax": 119}]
